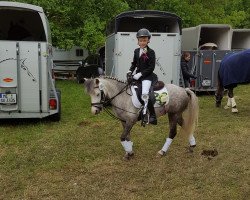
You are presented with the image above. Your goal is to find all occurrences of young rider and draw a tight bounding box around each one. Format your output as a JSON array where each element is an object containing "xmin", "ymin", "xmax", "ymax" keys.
[{"xmin": 127, "ymin": 28, "xmax": 157, "ymax": 125}]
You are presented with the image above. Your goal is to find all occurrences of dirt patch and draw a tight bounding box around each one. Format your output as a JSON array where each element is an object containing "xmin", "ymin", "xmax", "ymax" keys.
[
  {"xmin": 77, "ymin": 120, "xmax": 92, "ymax": 127},
  {"xmin": 201, "ymin": 149, "xmax": 218, "ymax": 160}
]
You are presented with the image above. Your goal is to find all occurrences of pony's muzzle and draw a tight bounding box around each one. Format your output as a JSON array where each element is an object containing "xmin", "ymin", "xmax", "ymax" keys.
[{"xmin": 91, "ymin": 106, "xmax": 102, "ymax": 114}]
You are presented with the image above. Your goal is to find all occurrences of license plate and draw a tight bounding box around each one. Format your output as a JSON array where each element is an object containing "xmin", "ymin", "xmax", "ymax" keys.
[
  {"xmin": 0, "ymin": 93, "xmax": 17, "ymax": 104},
  {"xmin": 202, "ymin": 79, "xmax": 211, "ymax": 87}
]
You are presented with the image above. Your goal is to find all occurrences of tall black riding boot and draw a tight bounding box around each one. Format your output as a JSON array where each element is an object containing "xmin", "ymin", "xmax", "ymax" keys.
[{"xmin": 147, "ymin": 100, "xmax": 157, "ymax": 125}]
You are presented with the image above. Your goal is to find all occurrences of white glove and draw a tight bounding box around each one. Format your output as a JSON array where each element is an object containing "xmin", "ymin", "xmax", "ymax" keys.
[
  {"xmin": 127, "ymin": 70, "xmax": 132, "ymax": 74},
  {"xmin": 133, "ymin": 72, "xmax": 142, "ymax": 80}
]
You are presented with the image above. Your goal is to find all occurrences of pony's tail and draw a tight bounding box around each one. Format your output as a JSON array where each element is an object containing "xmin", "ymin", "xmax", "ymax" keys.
[{"xmin": 181, "ymin": 88, "xmax": 199, "ymax": 136}]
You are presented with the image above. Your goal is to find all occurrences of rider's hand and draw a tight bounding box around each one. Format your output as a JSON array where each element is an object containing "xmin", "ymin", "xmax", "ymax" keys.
[
  {"xmin": 133, "ymin": 72, "xmax": 142, "ymax": 80},
  {"xmin": 127, "ymin": 70, "xmax": 132, "ymax": 74}
]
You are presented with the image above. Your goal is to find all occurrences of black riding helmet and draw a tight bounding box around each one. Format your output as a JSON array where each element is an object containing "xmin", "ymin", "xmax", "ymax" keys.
[{"xmin": 136, "ymin": 28, "xmax": 151, "ymax": 39}]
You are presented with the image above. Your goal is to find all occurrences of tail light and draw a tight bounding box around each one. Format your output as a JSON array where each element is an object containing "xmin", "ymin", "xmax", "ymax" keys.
[
  {"xmin": 190, "ymin": 79, "xmax": 196, "ymax": 87},
  {"xmin": 49, "ymin": 99, "xmax": 57, "ymax": 109}
]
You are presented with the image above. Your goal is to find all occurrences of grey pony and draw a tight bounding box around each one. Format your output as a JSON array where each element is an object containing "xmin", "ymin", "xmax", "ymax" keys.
[{"xmin": 84, "ymin": 76, "xmax": 199, "ymax": 160}]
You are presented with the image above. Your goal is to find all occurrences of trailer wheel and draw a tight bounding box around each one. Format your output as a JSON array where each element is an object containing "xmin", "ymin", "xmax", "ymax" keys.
[{"xmin": 50, "ymin": 89, "xmax": 61, "ymax": 121}]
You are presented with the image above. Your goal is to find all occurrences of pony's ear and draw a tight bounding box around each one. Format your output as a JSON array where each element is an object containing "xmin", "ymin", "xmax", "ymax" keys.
[{"xmin": 82, "ymin": 78, "xmax": 87, "ymax": 84}]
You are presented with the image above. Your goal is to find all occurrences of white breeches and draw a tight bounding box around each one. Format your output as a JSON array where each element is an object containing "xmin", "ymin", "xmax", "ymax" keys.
[{"xmin": 142, "ymin": 80, "xmax": 152, "ymax": 95}]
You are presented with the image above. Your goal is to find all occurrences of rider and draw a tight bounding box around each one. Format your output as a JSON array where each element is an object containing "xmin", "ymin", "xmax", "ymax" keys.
[{"xmin": 127, "ymin": 28, "xmax": 157, "ymax": 125}]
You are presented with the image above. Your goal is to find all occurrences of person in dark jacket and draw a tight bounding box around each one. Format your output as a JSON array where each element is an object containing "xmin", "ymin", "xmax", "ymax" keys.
[
  {"xmin": 181, "ymin": 52, "xmax": 197, "ymax": 88},
  {"xmin": 127, "ymin": 28, "xmax": 157, "ymax": 125}
]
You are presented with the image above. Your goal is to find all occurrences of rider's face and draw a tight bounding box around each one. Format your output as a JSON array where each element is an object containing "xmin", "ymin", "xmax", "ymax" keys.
[{"xmin": 138, "ymin": 37, "xmax": 150, "ymax": 48}]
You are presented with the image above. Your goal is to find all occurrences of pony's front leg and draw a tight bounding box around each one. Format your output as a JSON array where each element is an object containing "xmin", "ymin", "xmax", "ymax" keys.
[
  {"xmin": 120, "ymin": 121, "xmax": 135, "ymax": 160},
  {"xmin": 158, "ymin": 113, "xmax": 178, "ymax": 156}
]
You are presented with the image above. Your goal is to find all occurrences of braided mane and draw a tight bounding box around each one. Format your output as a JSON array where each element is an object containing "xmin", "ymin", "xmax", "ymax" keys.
[{"xmin": 102, "ymin": 76, "xmax": 127, "ymax": 84}]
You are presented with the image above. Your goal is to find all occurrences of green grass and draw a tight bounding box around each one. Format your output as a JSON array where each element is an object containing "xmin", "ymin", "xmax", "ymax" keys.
[{"xmin": 0, "ymin": 80, "xmax": 249, "ymax": 200}]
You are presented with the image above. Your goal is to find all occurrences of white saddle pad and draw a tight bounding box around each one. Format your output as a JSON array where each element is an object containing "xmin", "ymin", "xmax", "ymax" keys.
[{"xmin": 131, "ymin": 86, "xmax": 169, "ymax": 108}]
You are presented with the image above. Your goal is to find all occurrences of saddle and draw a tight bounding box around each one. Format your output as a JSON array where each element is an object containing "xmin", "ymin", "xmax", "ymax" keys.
[
  {"xmin": 133, "ymin": 80, "xmax": 166, "ymax": 106},
  {"xmin": 127, "ymin": 72, "xmax": 169, "ymax": 108}
]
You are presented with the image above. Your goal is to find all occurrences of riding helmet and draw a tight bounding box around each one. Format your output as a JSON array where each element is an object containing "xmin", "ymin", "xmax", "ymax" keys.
[{"xmin": 136, "ymin": 28, "xmax": 151, "ymax": 39}]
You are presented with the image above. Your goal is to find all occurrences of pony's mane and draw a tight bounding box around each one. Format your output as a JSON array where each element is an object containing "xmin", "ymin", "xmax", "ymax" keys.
[
  {"xmin": 84, "ymin": 76, "xmax": 126, "ymax": 93},
  {"xmin": 102, "ymin": 76, "xmax": 127, "ymax": 84}
]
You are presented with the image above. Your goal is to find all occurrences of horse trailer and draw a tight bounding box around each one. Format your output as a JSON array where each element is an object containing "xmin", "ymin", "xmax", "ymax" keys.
[
  {"xmin": 105, "ymin": 10, "xmax": 182, "ymax": 85},
  {"xmin": 181, "ymin": 24, "xmax": 232, "ymax": 92},
  {"xmin": 0, "ymin": 1, "xmax": 61, "ymax": 121},
  {"xmin": 231, "ymin": 29, "xmax": 250, "ymax": 50},
  {"xmin": 53, "ymin": 46, "xmax": 88, "ymax": 79}
]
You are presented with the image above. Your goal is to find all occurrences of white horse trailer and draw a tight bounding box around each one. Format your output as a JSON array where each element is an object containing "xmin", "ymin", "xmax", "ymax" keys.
[
  {"xmin": 105, "ymin": 10, "xmax": 182, "ymax": 85},
  {"xmin": 181, "ymin": 24, "xmax": 232, "ymax": 92},
  {"xmin": 0, "ymin": 1, "xmax": 61, "ymax": 120},
  {"xmin": 231, "ymin": 29, "xmax": 250, "ymax": 50},
  {"xmin": 52, "ymin": 46, "xmax": 88, "ymax": 79}
]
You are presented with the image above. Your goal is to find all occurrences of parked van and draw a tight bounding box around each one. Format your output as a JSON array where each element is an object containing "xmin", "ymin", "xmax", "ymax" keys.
[
  {"xmin": 0, "ymin": 1, "xmax": 61, "ymax": 120},
  {"xmin": 105, "ymin": 10, "xmax": 182, "ymax": 85}
]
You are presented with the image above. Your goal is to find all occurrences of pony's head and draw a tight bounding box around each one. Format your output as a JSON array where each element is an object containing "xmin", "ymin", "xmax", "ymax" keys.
[{"xmin": 83, "ymin": 78, "xmax": 104, "ymax": 115}]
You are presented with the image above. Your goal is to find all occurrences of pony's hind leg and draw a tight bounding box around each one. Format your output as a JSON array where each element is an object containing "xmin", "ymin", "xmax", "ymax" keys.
[
  {"xmin": 158, "ymin": 113, "xmax": 178, "ymax": 156},
  {"xmin": 177, "ymin": 115, "xmax": 196, "ymax": 153}
]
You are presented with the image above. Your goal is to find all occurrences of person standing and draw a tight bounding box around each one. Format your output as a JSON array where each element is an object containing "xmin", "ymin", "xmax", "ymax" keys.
[{"xmin": 181, "ymin": 52, "xmax": 197, "ymax": 88}]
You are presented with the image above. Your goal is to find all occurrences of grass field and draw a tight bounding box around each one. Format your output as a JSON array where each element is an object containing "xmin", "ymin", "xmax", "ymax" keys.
[{"xmin": 0, "ymin": 80, "xmax": 249, "ymax": 200}]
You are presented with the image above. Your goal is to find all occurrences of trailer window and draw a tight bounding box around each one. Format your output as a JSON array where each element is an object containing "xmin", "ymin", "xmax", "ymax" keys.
[{"xmin": 0, "ymin": 8, "xmax": 46, "ymax": 41}]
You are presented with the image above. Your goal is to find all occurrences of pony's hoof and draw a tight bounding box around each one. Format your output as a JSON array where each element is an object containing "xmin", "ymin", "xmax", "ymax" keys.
[
  {"xmin": 123, "ymin": 152, "xmax": 134, "ymax": 160},
  {"xmin": 232, "ymin": 108, "xmax": 238, "ymax": 113},
  {"xmin": 188, "ymin": 145, "xmax": 196, "ymax": 153},
  {"xmin": 157, "ymin": 150, "xmax": 166, "ymax": 157}
]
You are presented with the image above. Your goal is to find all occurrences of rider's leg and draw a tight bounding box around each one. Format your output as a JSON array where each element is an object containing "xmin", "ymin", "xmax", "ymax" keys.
[{"xmin": 142, "ymin": 80, "xmax": 157, "ymax": 125}]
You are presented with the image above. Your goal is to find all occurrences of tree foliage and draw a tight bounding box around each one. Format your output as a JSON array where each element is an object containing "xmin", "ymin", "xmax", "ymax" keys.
[{"xmin": 8, "ymin": 0, "xmax": 249, "ymax": 52}]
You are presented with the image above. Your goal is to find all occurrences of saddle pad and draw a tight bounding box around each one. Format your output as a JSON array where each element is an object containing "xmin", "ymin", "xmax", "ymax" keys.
[
  {"xmin": 219, "ymin": 49, "xmax": 250, "ymax": 87},
  {"xmin": 131, "ymin": 86, "xmax": 169, "ymax": 108}
]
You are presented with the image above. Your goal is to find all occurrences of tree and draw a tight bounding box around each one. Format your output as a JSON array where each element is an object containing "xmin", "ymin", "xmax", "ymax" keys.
[{"xmin": 9, "ymin": 0, "xmax": 249, "ymax": 52}]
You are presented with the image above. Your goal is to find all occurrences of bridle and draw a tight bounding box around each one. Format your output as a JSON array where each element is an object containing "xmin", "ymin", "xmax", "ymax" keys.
[
  {"xmin": 90, "ymin": 86, "xmax": 107, "ymax": 110},
  {"xmin": 90, "ymin": 83, "xmax": 128, "ymax": 108},
  {"xmin": 90, "ymin": 81, "xmax": 138, "ymax": 121}
]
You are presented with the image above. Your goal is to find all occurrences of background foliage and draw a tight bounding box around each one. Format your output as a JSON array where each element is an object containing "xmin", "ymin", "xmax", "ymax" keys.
[{"xmin": 7, "ymin": 0, "xmax": 250, "ymax": 52}]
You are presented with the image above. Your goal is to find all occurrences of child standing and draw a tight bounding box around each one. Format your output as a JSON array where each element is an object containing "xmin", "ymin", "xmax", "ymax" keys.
[{"xmin": 128, "ymin": 28, "xmax": 157, "ymax": 125}]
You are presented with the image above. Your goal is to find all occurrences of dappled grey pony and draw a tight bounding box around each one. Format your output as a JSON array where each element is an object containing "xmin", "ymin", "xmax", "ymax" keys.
[
  {"xmin": 215, "ymin": 49, "xmax": 250, "ymax": 113},
  {"xmin": 83, "ymin": 77, "xmax": 199, "ymax": 160}
]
